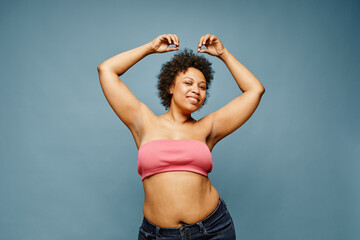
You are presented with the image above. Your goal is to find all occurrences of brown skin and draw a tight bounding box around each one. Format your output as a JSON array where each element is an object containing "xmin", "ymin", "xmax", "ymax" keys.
[
  {"xmin": 167, "ymin": 67, "xmax": 207, "ymax": 119},
  {"xmin": 140, "ymin": 68, "xmax": 218, "ymax": 227},
  {"xmin": 97, "ymin": 34, "xmax": 265, "ymax": 227}
]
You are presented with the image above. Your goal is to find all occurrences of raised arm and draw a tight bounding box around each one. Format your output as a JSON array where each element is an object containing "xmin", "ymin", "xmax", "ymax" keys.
[
  {"xmin": 97, "ymin": 34, "xmax": 179, "ymax": 137},
  {"xmin": 198, "ymin": 34, "xmax": 265, "ymax": 145}
]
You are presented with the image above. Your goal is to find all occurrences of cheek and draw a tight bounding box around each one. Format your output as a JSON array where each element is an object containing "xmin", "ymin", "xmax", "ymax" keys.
[
  {"xmin": 180, "ymin": 86, "xmax": 190, "ymax": 94},
  {"xmin": 202, "ymin": 91, "xmax": 207, "ymax": 99}
]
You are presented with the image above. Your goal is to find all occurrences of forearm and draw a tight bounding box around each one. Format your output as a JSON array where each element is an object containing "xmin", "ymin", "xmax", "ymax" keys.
[
  {"xmin": 97, "ymin": 42, "xmax": 153, "ymax": 76},
  {"xmin": 219, "ymin": 48, "xmax": 265, "ymax": 93}
]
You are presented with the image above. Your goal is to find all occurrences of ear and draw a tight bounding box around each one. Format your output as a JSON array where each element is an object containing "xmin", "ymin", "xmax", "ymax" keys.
[{"xmin": 168, "ymin": 84, "xmax": 174, "ymax": 94}]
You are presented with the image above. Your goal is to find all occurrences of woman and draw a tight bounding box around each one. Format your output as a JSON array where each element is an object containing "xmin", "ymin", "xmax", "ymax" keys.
[{"xmin": 97, "ymin": 34, "xmax": 265, "ymax": 239}]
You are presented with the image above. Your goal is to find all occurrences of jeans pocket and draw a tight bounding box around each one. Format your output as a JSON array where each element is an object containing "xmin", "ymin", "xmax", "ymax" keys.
[
  {"xmin": 203, "ymin": 211, "xmax": 234, "ymax": 236},
  {"xmin": 138, "ymin": 227, "xmax": 157, "ymax": 240}
]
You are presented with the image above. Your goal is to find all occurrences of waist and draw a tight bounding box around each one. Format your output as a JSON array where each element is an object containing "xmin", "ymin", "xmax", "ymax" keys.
[
  {"xmin": 140, "ymin": 198, "xmax": 228, "ymax": 236},
  {"xmin": 142, "ymin": 171, "xmax": 219, "ymax": 228}
]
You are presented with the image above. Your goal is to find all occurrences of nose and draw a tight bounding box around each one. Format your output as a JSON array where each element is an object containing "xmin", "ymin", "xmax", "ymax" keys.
[{"xmin": 191, "ymin": 85, "xmax": 200, "ymax": 94}]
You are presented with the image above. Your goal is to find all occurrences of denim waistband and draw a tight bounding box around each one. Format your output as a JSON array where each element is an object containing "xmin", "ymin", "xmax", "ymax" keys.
[{"xmin": 141, "ymin": 198, "xmax": 227, "ymax": 236}]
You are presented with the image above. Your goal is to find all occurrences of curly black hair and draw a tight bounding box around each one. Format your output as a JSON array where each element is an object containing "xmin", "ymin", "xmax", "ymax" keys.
[{"xmin": 157, "ymin": 48, "xmax": 214, "ymax": 110}]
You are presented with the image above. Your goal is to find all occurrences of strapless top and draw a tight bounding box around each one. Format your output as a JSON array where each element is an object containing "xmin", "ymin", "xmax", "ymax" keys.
[{"xmin": 137, "ymin": 139, "xmax": 213, "ymax": 181}]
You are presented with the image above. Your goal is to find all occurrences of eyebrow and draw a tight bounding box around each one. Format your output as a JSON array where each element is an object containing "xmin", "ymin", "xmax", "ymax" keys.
[{"xmin": 183, "ymin": 77, "xmax": 206, "ymax": 84}]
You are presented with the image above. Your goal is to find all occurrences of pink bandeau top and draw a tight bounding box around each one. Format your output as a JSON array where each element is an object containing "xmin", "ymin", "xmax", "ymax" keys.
[{"xmin": 137, "ymin": 139, "xmax": 213, "ymax": 181}]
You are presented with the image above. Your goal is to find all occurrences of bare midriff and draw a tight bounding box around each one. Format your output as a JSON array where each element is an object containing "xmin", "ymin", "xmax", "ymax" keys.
[{"xmin": 142, "ymin": 171, "xmax": 220, "ymax": 228}]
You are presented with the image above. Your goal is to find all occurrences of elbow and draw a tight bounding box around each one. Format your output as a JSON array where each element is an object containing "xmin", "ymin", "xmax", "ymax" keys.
[
  {"xmin": 257, "ymin": 83, "xmax": 265, "ymax": 95},
  {"xmin": 259, "ymin": 87, "xmax": 265, "ymax": 95},
  {"xmin": 251, "ymin": 86, "xmax": 265, "ymax": 95},
  {"xmin": 97, "ymin": 63, "xmax": 105, "ymax": 72},
  {"xmin": 97, "ymin": 63, "xmax": 114, "ymax": 74},
  {"xmin": 97, "ymin": 61, "xmax": 111, "ymax": 72}
]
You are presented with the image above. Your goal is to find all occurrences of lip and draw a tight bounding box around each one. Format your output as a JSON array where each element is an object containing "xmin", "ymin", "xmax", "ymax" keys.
[{"xmin": 186, "ymin": 96, "xmax": 200, "ymax": 102}]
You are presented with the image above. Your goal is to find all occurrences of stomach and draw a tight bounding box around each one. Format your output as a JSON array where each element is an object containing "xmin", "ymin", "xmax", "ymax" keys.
[{"xmin": 142, "ymin": 171, "xmax": 220, "ymax": 228}]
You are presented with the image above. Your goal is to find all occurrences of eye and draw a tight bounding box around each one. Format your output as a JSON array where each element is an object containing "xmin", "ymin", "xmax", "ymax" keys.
[
  {"xmin": 185, "ymin": 81, "xmax": 191, "ymax": 85},
  {"xmin": 199, "ymin": 86, "xmax": 206, "ymax": 90}
]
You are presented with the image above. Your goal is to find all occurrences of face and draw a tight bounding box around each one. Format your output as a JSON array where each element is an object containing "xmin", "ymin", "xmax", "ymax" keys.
[{"xmin": 169, "ymin": 67, "xmax": 207, "ymax": 113}]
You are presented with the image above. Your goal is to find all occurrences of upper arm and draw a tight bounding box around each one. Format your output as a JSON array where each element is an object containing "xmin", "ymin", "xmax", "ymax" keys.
[
  {"xmin": 207, "ymin": 89, "xmax": 265, "ymax": 144},
  {"xmin": 97, "ymin": 66, "xmax": 151, "ymax": 135}
]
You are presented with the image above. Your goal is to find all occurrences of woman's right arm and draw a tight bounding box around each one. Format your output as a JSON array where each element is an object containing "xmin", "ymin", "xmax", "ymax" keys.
[{"xmin": 97, "ymin": 34, "xmax": 179, "ymax": 137}]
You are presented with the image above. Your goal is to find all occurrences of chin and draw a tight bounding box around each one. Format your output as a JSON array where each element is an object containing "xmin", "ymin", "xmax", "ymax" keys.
[{"xmin": 188, "ymin": 104, "xmax": 203, "ymax": 113}]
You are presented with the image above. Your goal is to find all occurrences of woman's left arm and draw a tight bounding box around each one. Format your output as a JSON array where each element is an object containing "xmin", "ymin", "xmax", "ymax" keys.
[{"xmin": 198, "ymin": 34, "xmax": 265, "ymax": 144}]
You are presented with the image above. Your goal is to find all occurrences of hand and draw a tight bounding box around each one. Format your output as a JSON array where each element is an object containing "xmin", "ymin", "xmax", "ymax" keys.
[
  {"xmin": 197, "ymin": 34, "xmax": 225, "ymax": 57},
  {"xmin": 149, "ymin": 34, "xmax": 179, "ymax": 53}
]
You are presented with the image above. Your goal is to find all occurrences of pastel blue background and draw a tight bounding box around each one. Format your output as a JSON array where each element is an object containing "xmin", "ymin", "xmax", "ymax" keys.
[{"xmin": 1, "ymin": 0, "xmax": 359, "ymax": 239}]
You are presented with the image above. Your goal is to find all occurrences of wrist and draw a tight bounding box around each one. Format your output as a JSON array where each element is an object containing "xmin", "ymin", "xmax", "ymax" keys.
[
  {"xmin": 218, "ymin": 48, "xmax": 230, "ymax": 61},
  {"xmin": 144, "ymin": 42, "xmax": 156, "ymax": 55}
]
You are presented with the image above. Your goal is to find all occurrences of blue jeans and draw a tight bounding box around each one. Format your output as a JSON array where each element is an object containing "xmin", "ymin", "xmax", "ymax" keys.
[{"xmin": 138, "ymin": 198, "xmax": 236, "ymax": 239}]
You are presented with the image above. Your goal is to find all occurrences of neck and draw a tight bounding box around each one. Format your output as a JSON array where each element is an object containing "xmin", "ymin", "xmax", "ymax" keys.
[{"xmin": 163, "ymin": 106, "xmax": 194, "ymax": 124}]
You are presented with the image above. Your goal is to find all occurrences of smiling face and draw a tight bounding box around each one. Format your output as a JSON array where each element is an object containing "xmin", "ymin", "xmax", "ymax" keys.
[{"xmin": 169, "ymin": 67, "xmax": 207, "ymax": 114}]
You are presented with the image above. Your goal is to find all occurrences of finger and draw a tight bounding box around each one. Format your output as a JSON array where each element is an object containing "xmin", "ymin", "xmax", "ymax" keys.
[
  {"xmin": 170, "ymin": 35, "xmax": 177, "ymax": 46},
  {"xmin": 166, "ymin": 47, "xmax": 179, "ymax": 52},
  {"xmin": 199, "ymin": 35, "xmax": 205, "ymax": 46},
  {"xmin": 203, "ymin": 34, "xmax": 212, "ymax": 45},
  {"xmin": 165, "ymin": 35, "xmax": 172, "ymax": 45},
  {"xmin": 159, "ymin": 35, "xmax": 167, "ymax": 43},
  {"xmin": 198, "ymin": 36, "xmax": 205, "ymax": 51},
  {"xmin": 198, "ymin": 48, "xmax": 210, "ymax": 54},
  {"xmin": 174, "ymin": 34, "xmax": 179, "ymax": 46},
  {"xmin": 209, "ymin": 35, "xmax": 217, "ymax": 44}
]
